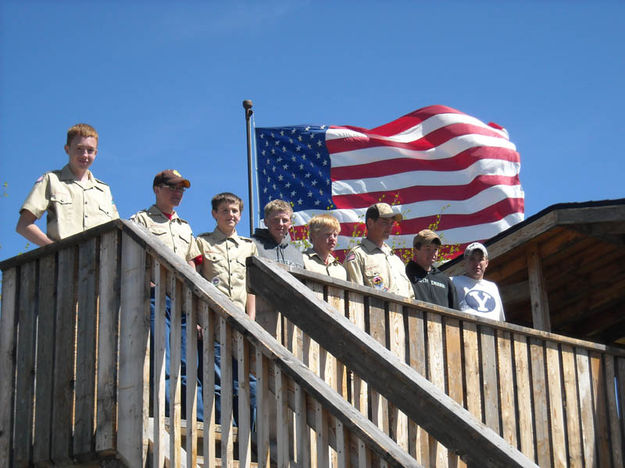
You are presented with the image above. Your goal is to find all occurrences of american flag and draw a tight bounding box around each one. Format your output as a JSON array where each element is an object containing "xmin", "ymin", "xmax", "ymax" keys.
[{"xmin": 255, "ymin": 105, "xmax": 524, "ymax": 262}]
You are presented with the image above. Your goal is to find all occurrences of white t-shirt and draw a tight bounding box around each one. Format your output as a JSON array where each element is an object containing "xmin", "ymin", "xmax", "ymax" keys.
[{"xmin": 451, "ymin": 275, "xmax": 505, "ymax": 321}]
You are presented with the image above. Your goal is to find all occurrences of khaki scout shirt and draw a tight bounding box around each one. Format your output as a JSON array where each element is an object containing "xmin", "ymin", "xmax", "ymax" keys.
[
  {"xmin": 344, "ymin": 238, "xmax": 414, "ymax": 299},
  {"xmin": 130, "ymin": 205, "xmax": 200, "ymax": 262},
  {"xmin": 20, "ymin": 165, "xmax": 119, "ymax": 241},
  {"xmin": 303, "ymin": 248, "xmax": 347, "ymax": 281},
  {"xmin": 196, "ymin": 229, "xmax": 258, "ymax": 311}
]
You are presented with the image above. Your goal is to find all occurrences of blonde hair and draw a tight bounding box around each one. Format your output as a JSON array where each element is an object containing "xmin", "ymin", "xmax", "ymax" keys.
[
  {"xmin": 67, "ymin": 123, "xmax": 98, "ymax": 146},
  {"xmin": 308, "ymin": 214, "xmax": 340, "ymax": 238},
  {"xmin": 263, "ymin": 199, "xmax": 293, "ymax": 220}
]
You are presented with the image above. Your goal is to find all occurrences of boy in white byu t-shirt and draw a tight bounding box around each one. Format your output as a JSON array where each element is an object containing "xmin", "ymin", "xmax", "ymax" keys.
[{"xmin": 452, "ymin": 242, "xmax": 505, "ymax": 321}]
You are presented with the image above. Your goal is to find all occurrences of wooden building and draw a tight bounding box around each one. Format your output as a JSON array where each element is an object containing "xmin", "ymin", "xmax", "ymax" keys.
[
  {"xmin": 441, "ymin": 198, "xmax": 625, "ymax": 346},
  {"xmin": 1, "ymin": 218, "xmax": 623, "ymax": 466}
]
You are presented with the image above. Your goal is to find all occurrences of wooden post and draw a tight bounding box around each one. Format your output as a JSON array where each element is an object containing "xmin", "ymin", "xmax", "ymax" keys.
[
  {"xmin": 527, "ymin": 243, "xmax": 551, "ymax": 331},
  {"xmin": 118, "ymin": 233, "xmax": 148, "ymax": 466},
  {"xmin": 0, "ymin": 268, "xmax": 18, "ymax": 464}
]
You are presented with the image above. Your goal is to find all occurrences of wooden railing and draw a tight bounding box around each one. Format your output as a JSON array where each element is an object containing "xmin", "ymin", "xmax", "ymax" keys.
[
  {"xmin": 0, "ymin": 220, "xmax": 419, "ymax": 467},
  {"xmin": 248, "ymin": 258, "xmax": 625, "ymax": 468}
]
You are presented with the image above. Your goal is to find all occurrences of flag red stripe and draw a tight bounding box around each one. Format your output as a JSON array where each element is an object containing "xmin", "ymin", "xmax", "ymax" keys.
[
  {"xmin": 331, "ymin": 146, "xmax": 520, "ymax": 180},
  {"xmin": 332, "ymin": 174, "xmax": 521, "ymax": 209},
  {"xmin": 362, "ymin": 105, "xmax": 467, "ymax": 136},
  {"xmin": 327, "ymin": 122, "xmax": 508, "ymax": 154},
  {"xmin": 333, "ymin": 198, "xmax": 524, "ymax": 237}
]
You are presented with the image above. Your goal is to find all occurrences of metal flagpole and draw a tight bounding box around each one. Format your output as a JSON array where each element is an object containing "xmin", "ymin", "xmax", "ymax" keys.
[{"xmin": 243, "ymin": 99, "xmax": 255, "ymax": 236}]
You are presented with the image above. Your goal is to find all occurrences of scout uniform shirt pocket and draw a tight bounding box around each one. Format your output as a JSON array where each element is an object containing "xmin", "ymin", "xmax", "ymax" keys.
[
  {"xmin": 48, "ymin": 191, "xmax": 74, "ymax": 238},
  {"xmin": 364, "ymin": 267, "xmax": 386, "ymax": 291}
]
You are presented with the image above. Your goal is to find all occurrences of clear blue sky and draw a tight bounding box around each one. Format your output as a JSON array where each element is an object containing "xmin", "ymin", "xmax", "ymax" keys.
[{"xmin": 1, "ymin": 1, "xmax": 624, "ymax": 261}]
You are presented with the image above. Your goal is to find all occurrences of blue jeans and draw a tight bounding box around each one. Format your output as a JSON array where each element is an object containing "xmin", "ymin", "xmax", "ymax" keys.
[{"xmin": 150, "ymin": 292, "xmax": 204, "ymax": 421}]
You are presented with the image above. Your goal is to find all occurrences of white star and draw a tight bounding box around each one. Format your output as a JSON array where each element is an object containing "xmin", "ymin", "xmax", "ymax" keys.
[
  {"xmin": 260, "ymin": 133, "xmax": 265, "ymax": 139},
  {"xmin": 277, "ymin": 157, "xmax": 282, "ymax": 162},
  {"xmin": 298, "ymin": 199, "xmax": 303, "ymax": 205},
  {"xmin": 291, "ymin": 190, "xmax": 296, "ymax": 197},
  {"xmin": 272, "ymin": 184, "xmax": 277, "ymax": 190},
  {"xmin": 314, "ymin": 200, "xmax": 320, "ymax": 206},
  {"xmin": 282, "ymin": 164, "xmax": 288, "ymax": 170},
  {"xmin": 305, "ymin": 173, "xmax": 311, "ymax": 178},
  {"xmin": 272, "ymin": 166, "xmax": 276, "ymax": 172},
  {"xmin": 299, "ymin": 164, "xmax": 304, "ymax": 170},
  {"xmin": 317, "ymin": 140, "xmax": 322, "ymax": 147},
  {"xmin": 280, "ymin": 130, "xmax": 284, "ymax": 136},
  {"xmin": 278, "ymin": 175, "xmax": 283, "ymax": 181},
  {"xmin": 291, "ymin": 155, "xmax": 296, "ymax": 162},
  {"xmin": 307, "ymin": 191, "xmax": 313, "ymax": 197},
  {"xmin": 311, "ymin": 180, "xmax": 317, "ymax": 186},
  {"xmin": 282, "ymin": 146, "xmax": 287, "ymax": 152},
  {"xmin": 295, "ymin": 146, "xmax": 301, "ymax": 152},
  {"xmin": 271, "ymin": 148, "xmax": 276, "ymax": 154},
  {"xmin": 305, "ymin": 126, "xmax": 311, "ymax": 131},
  {"xmin": 322, "ymin": 160, "xmax": 328, "ymax": 166},
  {"xmin": 285, "ymin": 182, "xmax": 291, "ymax": 188},
  {"xmin": 298, "ymin": 135, "xmax": 303, "ymax": 142},
  {"xmin": 261, "ymin": 150, "xmax": 266, "ymax": 156},
  {"xmin": 319, "ymin": 189, "xmax": 324, "ymax": 195}
]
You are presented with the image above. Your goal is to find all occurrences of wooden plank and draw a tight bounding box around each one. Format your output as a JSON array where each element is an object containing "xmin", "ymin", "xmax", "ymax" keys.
[
  {"xmin": 220, "ymin": 317, "xmax": 234, "ymax": 465},
  {"xmin": 184, "ymin": 288, "xmax": 198, "ymax": 468},
  {"xmin": 530, "ymin": 338, "xmax": 552, "ymax": 467},
  {"xmin": 560, "ymin": 344, "xmax": 583, "ymax": 468},
  {"xmin": 276, "ymin": 367, "xmax": 290, "ymax": 467},
  {"xmin": 463, "ymin": 322, "xmax": 482, "ymax": 421},
  {"xmin": 33, "ymin": 255, "xmax": 56, "ymax": 464},
  {"xmin": 96, "ymin": 231, "xmax": 120, "ymax": 455},
  {"xmin": 388, "ymin": 302, "xmax": 407, "ymax": 451},
  {"xmin": 336, "ymin": 418, "xmax": 349, "ymax": 468},
  {"xmin": 201, "ymin": 303, "xmax": 217, "ymax": 468},
  {"xmin": 446, "ymin": 318, "xmax": 464, "ymax": 468},
  {"xmin": 513, "ymin": 333, "xmax": 535, "ymax": 462},
  {"xmin": 0, "ymin": 268, "xmax": 17, "ymax": 465},
  {"xmin": 427, "ymin": 312, "xmax": 448, "ymax": 468},
  {"xmin": 51, "ymin": 247, "xmax": 77, "ymax": 463},
  {"xmin": 575, "ymin": 348, "xmax": 596, "ymax": 467},
  {"xmin": 618, "ymin": 358, "xmax": 625, "ymax": 467},
  {"xmin": 315, "ymin": 400, "xmax": 329, "ymax": 468},
  {"xmin": 74, "ymin": 238, "xmax": 98, "ymax": 458},
  {"xmin": 117, "ymin": 233, "xmax": 148, "ymax": 467},
  {"xmin": 295, "ymin": 382, "xmax": 311, "ymax": 467},
  {"xmin": 348, "ymin": 291, "xmax": 368, "ymax": 418},
  {"xmin": 589, "ymin": 352, "xmax": 611, "ymax": 467},
  {"xmin": 328, "ymin": 285, "xmax": 348, "ymax": 399},
  {"xmin": 407, "ymin": 308, "xmax": 428, "ymax": 465},
  {"xmin": 604, "ymin": 355, "xmax": 623, "ymax": 468},
  {"xmin": 152, "ymin": 261, "xmax": 167, "ymax": 468},
  {"xmin": 543, "ymin": 341, "xmax": 565, "ymax": 468},
  {"xmin": 526, "ymin": 243, "xmax": 551, "ymax": 332},
  {"xmin": 496, "ymin": 330, "xmax": 517, "ymax": 449},
  {"xmin": 169, "ymin": 275, "xmax": 182, "ymax": 466},
  {"xmin": 369, "ymin": 297, "xmax": 389, "ymax": 435},
  {"xmin": 14, "ymin": 261, "xmax": 37, "ymax": 467},
  {"xmin": 255, "ymin": 348, "xmax": 271, "ymax": 467},
  {"xmin": 236, "ymin": 331, "xmax": 252, "ymax": 468},
  {"xmin": 480, "ymin": 325, "xmax": 500, "ymax": 435}
]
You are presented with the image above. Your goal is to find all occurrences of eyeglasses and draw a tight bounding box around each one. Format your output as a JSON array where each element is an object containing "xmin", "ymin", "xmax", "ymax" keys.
[{"xmin": 160, "ymin": 184, "xmax": 186, "ymax": 193}]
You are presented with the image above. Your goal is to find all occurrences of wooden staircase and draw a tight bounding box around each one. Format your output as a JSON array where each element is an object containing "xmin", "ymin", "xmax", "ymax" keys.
[{"xmin": 1, "ymin": 219, "xmax": 623, "ymax": 467}]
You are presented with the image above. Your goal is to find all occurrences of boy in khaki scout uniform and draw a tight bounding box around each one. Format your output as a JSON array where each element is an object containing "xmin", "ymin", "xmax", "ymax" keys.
[
  {"xmin": 16, "ymin": 123, "xmax": 119, "ymax": 246},
  {"xmin": 196, "ymin": 192, "xmax": 257, "ymax": 318},
  {"xmin": 130, "ymin": 169, "xmax": 201, "ymax": 267},
  {"xmin": 344, "ymin": 202, "xmax": 414, "ymax": 299},
  {"xmin": 303, "ymin": 213, "xmax": 347, "ymax": 280},
  {"xmin": 130, "ymin": 169, "xmax": 203, "ymax": 420}
]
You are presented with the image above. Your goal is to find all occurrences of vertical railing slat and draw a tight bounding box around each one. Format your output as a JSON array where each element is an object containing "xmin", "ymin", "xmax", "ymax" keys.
[
  {"xmin": 202, "ymin": 303, "xmax": 217, "ymax": 468},
  {"xmin": 153, "ymin": 260, "xmax": 166, "ymax": 467},
  {"xmin": 604, "ymin": 355, "xmax": 623, "ymax": 468},
  {"xmin": 52, "ymin": 247, "xmax": 76, "ymax": 464},
  {"xmin": 237, "ymin": 331, "xmax": 252, "ymax": 467},
  {"xmin": 590, "ymin": 351, "xmax": 611, "ymax": 467},
  {"xmin": 255, "ymin": 347, "xmax": 271, "ymax": 467},
  {"xmin": 168, "ymin": 273, "xmax": 182, "ymax": 466},
  {"xmin": 445, "ymin": 317, "xmax": 465, "ymax": 468},
  {"xmin": 368, "ymin": 297, "xmax": 388, "ymax": 435},
  {"xmin": 576, "ymin": 347, "xmax": 596, "ymax": 467},
  {"xmin": 0, "ymin": 268, "xmax": 18, "ymax": 465},
  {"xmin": 545, "ymin": 341, "xmax": 567, "ymax": 468},
  {"xmin": 276, "ymin": 366, "xmax": 290, "ymax": 467},
  {"xmin": 185, "ymin": 287, "xmax": 198, "ymax": 467},
  {"xmin": 513, "ymin": 333, "xmax": 535, "ymax": 461},
  {"xmin": 388, "ymin": 302, "xmax": 407, "ymax": 450},
  {"xmin": 33, "ymin": 255, "xmax": 56, "ymax": 464},
  {"xmin": 74, "ymin": 238, "xmax": 98, "ymax": 459},
  {"xmin": 14, "ymin": 261, "xmax": 37, "ymax": 466},
  {"xmin": 481, "ymin": 326, "xmax": 500, "ymax": 435},
  {"xmin": 96, "ymin": 231, "xmax": 120, "ymax": 455},
  {"xmin": 118, "ymin": 232, "xmax": 148, "ymax": 467},
  {"xmin": 497, "ymin": 330, "xmax": 517, "ymax": 449},
  {"xmin": 407, "ymin": 307, "xmax": 428, "ymax": 465},
  {"xmin": 220, "ymin": 316, "xmax": 234, "ymax": 464},
  {"xmin": 561, "ymin": 344, "xmax": 583, "ymax": 468}
]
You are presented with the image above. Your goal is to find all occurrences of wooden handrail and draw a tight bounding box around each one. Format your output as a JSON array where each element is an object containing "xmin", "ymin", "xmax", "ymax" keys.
[
  {"xmin": 249, "ymin": 259, "xmax": 625, "ymax": 468},
  {"xmin": 0, "ymin": 220, "xmax": 421, "ymax": 467},
  {"xmin": 247, "ymin": 255, "xmax": 537, "ymax": 468}
]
